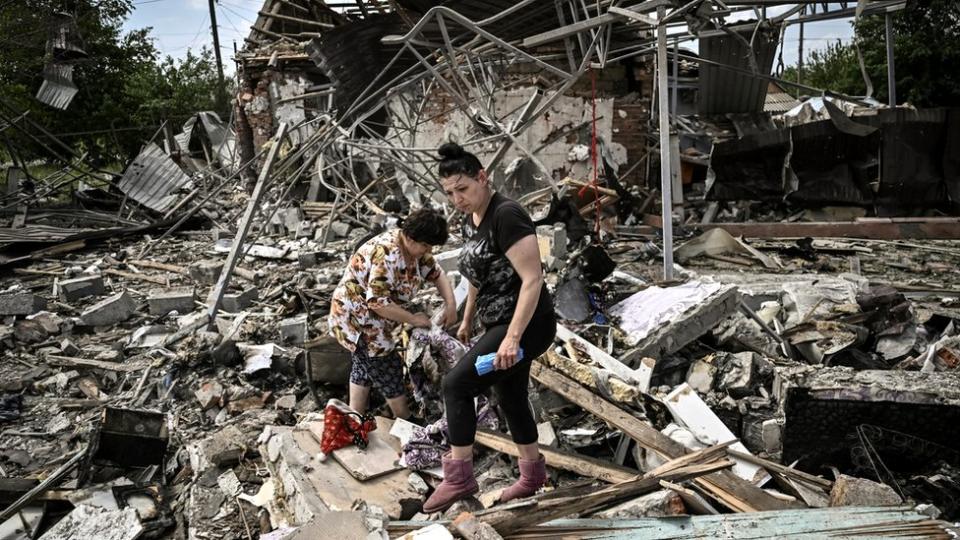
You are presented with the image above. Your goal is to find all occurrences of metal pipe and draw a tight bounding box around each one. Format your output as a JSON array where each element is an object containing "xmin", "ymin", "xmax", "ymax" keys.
[{"xmin": 656, "ymin": 5, "xmax": 673, "ymax": 281}]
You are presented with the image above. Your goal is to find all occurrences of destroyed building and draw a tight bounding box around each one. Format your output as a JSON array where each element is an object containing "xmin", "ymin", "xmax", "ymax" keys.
[{"xmin": 2, "ymin": 0, "xmax": 960, "ymax": 538}]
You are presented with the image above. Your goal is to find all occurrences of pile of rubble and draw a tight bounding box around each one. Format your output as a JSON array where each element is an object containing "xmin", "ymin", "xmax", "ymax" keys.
[{"xmin": 3, "ymin": 177, "xmax": 960, "ymax": 538}]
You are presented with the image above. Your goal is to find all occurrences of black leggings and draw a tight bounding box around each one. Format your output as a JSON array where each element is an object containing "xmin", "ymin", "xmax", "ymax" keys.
[{"xmin": 443, "ymin": 301, "xmax": 556, "ymax": 447}]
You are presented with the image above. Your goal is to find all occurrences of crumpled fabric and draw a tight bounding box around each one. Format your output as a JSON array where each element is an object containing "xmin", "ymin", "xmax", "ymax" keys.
[
  {"xmin": 0, "ymin": 394, "xmax": 22, "ymax": 423},
  {"xmin": 406, "ymin": 325, "xmax": 468, "ymax": 416},
  {"xmin": 402, "ymin": 396, "xmax": 498, "ymax": 470}
]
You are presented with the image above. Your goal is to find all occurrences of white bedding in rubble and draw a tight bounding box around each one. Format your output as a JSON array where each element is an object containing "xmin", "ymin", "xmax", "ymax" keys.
[{"xmin": 610, "ymin": 280, "xmax": 723, "ymax": 347}]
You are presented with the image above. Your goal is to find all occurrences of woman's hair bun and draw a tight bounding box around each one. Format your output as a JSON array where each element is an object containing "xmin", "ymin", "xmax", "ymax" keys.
[{"xmin": 438, "ymin": 142, "xmax": 466, "ymax": 160}]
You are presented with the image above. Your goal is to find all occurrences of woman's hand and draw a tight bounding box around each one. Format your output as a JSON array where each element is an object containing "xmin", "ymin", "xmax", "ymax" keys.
[
  {"xmin": 410, "ymin": 313, "xmax": 432, "ymax": 328},
  {"xmin": 457, "ymin": 320, "xmax": 473, "ymax": 345},
  {"xmin": 494, "ymin": 335, "xmax": 521, "ymax": 371},
  {"xmin": 441, "ymin": 302, "xmax": 458, "ymax": 328}
]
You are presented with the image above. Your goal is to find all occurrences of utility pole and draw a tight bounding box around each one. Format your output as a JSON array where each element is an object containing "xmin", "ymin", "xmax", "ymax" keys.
[{"xmin": 208, "ymin": 0, "xmax": 228, "ymax": 114}]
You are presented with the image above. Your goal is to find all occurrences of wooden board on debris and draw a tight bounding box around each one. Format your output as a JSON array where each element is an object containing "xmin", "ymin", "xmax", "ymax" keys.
[
  {"xmin": 283, "ymin": 428, "xmax": 419, "ymax": 519},
  {"xmin": 306, "ymin": 418, "xmax": 402, "ymax": 481}
]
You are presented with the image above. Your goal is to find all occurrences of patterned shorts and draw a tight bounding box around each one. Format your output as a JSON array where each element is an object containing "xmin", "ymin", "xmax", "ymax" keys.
[{"xmin": 350, "ymin": 340, "xmax": 405, "ymax": 399}]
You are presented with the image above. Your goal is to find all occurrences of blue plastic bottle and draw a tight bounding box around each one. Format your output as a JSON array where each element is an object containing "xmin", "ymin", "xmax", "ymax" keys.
[{"xmin": 475, "ymin": 348, "xmax": 525, "ymax": 375}]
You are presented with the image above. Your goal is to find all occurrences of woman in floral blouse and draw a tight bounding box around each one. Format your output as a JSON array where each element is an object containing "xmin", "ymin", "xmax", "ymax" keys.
[{"xmin": 328, "ymin": 209, "xmax": 457, "ymax": 422}]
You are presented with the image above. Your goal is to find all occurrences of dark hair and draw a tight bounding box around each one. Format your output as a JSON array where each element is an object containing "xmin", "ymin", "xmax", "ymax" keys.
[
  {"xmin": 438, "ymin": 142, "xmax": 483, "ymax": 179},
  {"xmin": 401, "ymin": 208, "xmax": 449, "ymax": 246}
]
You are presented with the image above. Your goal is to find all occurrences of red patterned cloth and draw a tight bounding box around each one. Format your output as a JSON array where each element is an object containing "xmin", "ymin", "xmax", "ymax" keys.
[{"xmin": 318, "ymin": 399, "xmax": 377, "ymax": 460}]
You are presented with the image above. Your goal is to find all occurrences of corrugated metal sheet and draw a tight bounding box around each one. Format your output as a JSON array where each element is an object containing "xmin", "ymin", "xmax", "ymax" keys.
[
  {"xmin": 36, "ymin": 64, "xmax": 78, "ymax": 110},
  {"xmin": 118, "ymin": 143, "xmax": 193, "ymax": 213},
  {"xmin": 765, "ymin": 82, "xmax": 800, "ymax": 113},
  {"xmin": 699, "ymin": 23, "xmax": 780, "ymax": 115}
]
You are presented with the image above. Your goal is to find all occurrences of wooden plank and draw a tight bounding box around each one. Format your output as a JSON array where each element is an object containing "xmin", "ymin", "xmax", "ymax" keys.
[
  {"xmin": 479, "ymin": 461, "xmax": 732, "ymax": 536},
  {"xmin": 694, "ymin": 220, "xmax": 960, "ymax": 240},
  {"xmin": 306, "ymin": 418, "xmax": 402, "ymax": 481},
  {"xmin": 530, "ymin": 362, "xmax": 802, "ymax": 512},
  {"xmin": 205, "ymin": 123, "xmax": 287, "ymax": 328},
  {"xmin": 475, "ymin": 429, "xmax": 638, "ymax": 484},
  {"xmin": 45, "ymin": 355, "xmax": 152, "ymax": 372}
]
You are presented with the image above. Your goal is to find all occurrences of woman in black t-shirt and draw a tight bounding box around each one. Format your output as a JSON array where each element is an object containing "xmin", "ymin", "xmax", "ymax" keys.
[{"xmin": 422, "ymin": 143, "xmax": 557, "ymax": 514}]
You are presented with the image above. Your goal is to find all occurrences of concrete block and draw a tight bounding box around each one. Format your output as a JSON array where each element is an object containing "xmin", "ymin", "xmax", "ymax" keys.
[
  {"xmin": 536, "ymin": 421, "xmax": 558, "ymax": 448},
  {"xmin": 221, "ymin": 286, "xmax": 258, "ymax": 312},
  {"xmin": 195, "ymin": 380, "xmax": 224, "ymax": 410},
  {"xmin": 80, "ymin": 292, "xmax": 137, "ymax": 327},
  {"xmin": 328, "ymin": 221, "xmax": 351, "ymax": 238},
  {"xmin": 279, "ymin": 314, "xmax": 308, "ymax": 345},
  {"xmin": 761, "ymin": 418, "xmax": 784, "ymax": 455},
  {"xmin": 147, "ymin": 287, "xmax": 196, "ymax": 316},
  {"xmin": 686, "ymin": 357, "xmax": 717, "ymax": 394},
  {"xmin": 718, "ymin": 352, "xmax": 755, "ymax": 398},
  {"xmin": 829, "ymin": 474, "xmax": 902, "ymax": 507},
  {"xmin": 60, "ymin": 338, "xmax": 81, "ymax": 356},
  {"xmin": 0, "ymin": 292, "xmax": 47, "ymax": 316},
  {"xmin": 58, "ymin": 275, "xmax": 105, "ymax": 302},
  {"xmin": 295, "ymin": 220, "xmax": 315, "ymax": 239},
  {"xmin": 188, "ymin": 260, "xmax": 224, "ymax": 285}
]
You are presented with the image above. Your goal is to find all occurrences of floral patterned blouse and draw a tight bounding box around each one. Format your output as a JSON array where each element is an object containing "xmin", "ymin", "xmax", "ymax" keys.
[{"xmin": 328, "ymin": 229, "xmax": 441, "ymax": 356}]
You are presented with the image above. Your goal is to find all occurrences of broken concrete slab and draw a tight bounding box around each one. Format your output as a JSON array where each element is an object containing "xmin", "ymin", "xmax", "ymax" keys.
[
  {"xmin": 193, "ymin": 424, "xmax": 247, "ymax": 468},
  {"xmin": 58, "ymin": 275, "xmax": 105, "ymax": 302},
  {"xmin": 829, "ymin": 475, "xmax": 903, "ymax": 507},
  {"xmin": 147, "ymin": 287, "xmax": 196, "ymax": 315},
  {"xmin": 80, "ymin": 291, "xmax": 137, "ymax": 327},
  {"xmin": 0, "ymin": 291, "xmax": 47, "ymax": 316},
  {"xmin": 611, "ymin": 280, "xmax": 740, "ymax": 364},
  {"xmin": 259, "ymin": 424, "xmax": 421, "ymax": 522}
]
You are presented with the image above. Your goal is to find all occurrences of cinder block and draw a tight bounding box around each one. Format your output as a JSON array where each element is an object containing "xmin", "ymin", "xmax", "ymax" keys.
[
  {"xmin": 279, "ymin": 314, "xmax": 308, "ymax": 346},
  {"xmin": 80, "ymin": 291, "xmax": 137, "ymax": 326},
  {"xmin": 221, "ymin": 287, "xmax": 258, "ymax": 313},
  {"xmin": 58, "ymin": 275, "xmax": 106, "ymax": 303},
  {"xmin": 0, "ymin": 292, "xmax": 47, "ymax": 316},
  {"xmin": 189, "ymin": 261, "xmax": 224, "ymax": 285},
  {"xmin": 148, "ymin": 287, "xmax": 196, "ymax": 316}
]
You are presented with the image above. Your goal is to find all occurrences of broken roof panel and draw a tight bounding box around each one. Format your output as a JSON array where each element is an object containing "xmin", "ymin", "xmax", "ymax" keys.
[
  {"xmin": 36, "ymin": 64, "xmax": 78, "ymax": 110},
  {"xmin": 699, "ymin": 23, "xmax": 779, "ymax": 115},
  {"xmin": 117, "ymin": 143, "xmax": 193, "ymax": 213}
]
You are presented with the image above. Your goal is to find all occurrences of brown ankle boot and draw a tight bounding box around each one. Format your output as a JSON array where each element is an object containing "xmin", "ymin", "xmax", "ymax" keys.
[
  {"xmin": 422, "ymin": 452, "xmax": 479, "ymax": 513},
  {"xmin": 499, "ymin": 454, "xmax": 546, "ymax": 503}
]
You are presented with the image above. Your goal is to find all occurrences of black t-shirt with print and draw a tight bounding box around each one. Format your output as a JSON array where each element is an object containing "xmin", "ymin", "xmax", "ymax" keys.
[{"xmin": 459, "ymin": 191, "xmax": 553, "ymax": 328}]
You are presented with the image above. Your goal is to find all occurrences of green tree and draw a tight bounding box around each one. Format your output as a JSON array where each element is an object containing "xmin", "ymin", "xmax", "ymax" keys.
[
  {"xmin": 782, "ymin": 0, "xmax": 960, "ymax": 107},
  {"xmin": 0, "ymin": 1, "xmax": 227, "ymax": 164}
]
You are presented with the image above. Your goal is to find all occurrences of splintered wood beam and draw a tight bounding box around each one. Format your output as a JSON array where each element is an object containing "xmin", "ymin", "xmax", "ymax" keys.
[
  {"xmin": 478, "ymin": 460, "xmax": 733, "ymax": 536},
  {"xmin": 530, "ymin": 362, "xmax": 803, "ymax": 513},
  {"xmin": 475, "ymin": 429, "xmax": 638, "ymax": 483},
  {"xmin": 205, "ymin": 123, "xmax": 288, "ymax": 328}
]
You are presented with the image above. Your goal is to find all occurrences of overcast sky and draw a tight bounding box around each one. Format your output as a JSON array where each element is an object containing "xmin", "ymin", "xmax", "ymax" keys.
[{"xmin": 124, "ymin": 1, "xmax": 858, "ymax": 75}]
